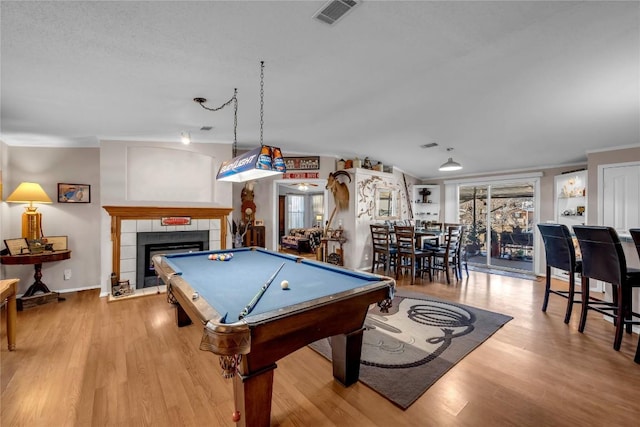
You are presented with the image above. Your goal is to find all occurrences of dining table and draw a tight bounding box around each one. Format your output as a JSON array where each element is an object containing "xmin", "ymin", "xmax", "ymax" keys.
[
  {"xmin": 414, "ymin": 228, "xmax": 443, "ymax": 248},
  {"xmin": 391, "ymin": 227, "xmax": 442, "ymax": 249}
]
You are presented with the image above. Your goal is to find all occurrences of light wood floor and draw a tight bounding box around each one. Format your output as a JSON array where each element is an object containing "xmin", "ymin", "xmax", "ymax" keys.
[{"xmin": 2, "ymin": 268, "xmax": 640, "ymax": 426}]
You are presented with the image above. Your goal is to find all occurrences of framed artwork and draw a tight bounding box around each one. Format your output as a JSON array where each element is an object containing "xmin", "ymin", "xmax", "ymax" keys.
[
  {"xmin": 254, "ymin": 219, "xmax": 264, "ymax": 226},
  {"xmin": 283, "ymin": 156, "xmax": 320, "ymax": 171},
  {"xmin": 58, "ymin": 183, "xmax": 91, "ymax": 203},
  {"xmin": 4, "ymin": 238, "xmax": 30, "ymax": 256},
  {"xmin": 41, "ymin": 236, "xmax": 68, "ymax": 251}
]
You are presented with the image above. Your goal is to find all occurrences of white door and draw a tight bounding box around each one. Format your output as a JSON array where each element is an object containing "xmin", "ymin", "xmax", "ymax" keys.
[
  {"xmin": 599, "ymin": 162, "xmax": 640, "ymax": 296},
  {"xmin": 602, "ymin": 164, "xmax": 640, "ymax": 233}
]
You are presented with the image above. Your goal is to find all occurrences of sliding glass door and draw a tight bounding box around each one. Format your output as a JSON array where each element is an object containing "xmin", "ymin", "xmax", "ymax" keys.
[{"xmin": 459, "ymin": 181, "xmax": 536, "ymax": 273}]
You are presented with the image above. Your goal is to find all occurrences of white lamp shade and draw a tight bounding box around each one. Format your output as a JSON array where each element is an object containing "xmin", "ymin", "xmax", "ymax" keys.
[{"xmin": 439, "ymin": 157, "xmax": 462, "ymax": 172}]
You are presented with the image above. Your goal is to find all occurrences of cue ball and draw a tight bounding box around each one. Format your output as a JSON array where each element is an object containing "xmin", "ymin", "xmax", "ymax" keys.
[{"xmin": 280, "ymin": 280, "xmax": 289, "ymax": 289}]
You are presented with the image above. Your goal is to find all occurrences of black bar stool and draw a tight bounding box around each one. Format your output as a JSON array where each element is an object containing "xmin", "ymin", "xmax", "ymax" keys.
[
  {"xmin": 573, "ymin": 226, "xmax": 640, "ymax": 359},
  {"xmin": 626, "ymin": 228, "xmax": 640, "ymax": 363},
  {"xmin": 537, "ymin": 223, "xmax": 582, "ymax": 324}
]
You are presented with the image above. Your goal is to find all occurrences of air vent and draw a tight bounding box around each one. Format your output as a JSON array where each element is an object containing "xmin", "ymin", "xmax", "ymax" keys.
[
  {"xmin": 200, "ymin": 126, "xmax": 213, "ymax": 131},
  {"xmin": 313, "ymin": 0, "xmax": 359, "ymax": 25},
  {"xmin": 421, "ymin": 142, "xmax": 439, "ymax": 149}
]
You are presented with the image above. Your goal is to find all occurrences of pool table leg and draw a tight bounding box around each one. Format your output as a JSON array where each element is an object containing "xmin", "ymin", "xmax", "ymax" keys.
[
  {"xmin": 175, "ymin": 303, "xmax": 192, "ymax": 327},
  {"xmin": 331, "ymin": 327, "xmax": 365, "ymax": 386},
  {"xmin": 233, "ymin": 363, "xmax": 276, "ymax": 427}
]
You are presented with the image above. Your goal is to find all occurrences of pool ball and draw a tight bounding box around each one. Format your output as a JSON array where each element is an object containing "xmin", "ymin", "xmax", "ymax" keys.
[
  {"xmin": 280, "ymin": 280, "xmax": 289, "ymax": 290},
  {"xmin": 208, "ymin": 254, "xmax": 214, "ymax": 260}
]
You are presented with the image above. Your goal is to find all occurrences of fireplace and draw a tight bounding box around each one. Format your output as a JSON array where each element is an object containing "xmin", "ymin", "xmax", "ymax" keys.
[
  {"xmin": 137, "ymin": 231, "xmax": 209, "ymax": 288},
  {"xmin": 103, "ymin": 206, "xmax": 232, "ymax": 294}
]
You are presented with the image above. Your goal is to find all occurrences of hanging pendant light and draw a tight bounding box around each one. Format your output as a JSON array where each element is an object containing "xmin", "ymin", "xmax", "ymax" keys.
[
  {"xmin": 439, "ymin": 148, "xmax": 462, "ymax": 171},
  {"xmin": 196, "ymin": 61, "xmax": 286, "ymax": 183}
]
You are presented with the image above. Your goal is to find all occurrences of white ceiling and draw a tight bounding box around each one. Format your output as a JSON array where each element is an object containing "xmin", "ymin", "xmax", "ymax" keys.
[{"xmin": 1, "ymin": 1, "xmax": 638, "ymax": 180}]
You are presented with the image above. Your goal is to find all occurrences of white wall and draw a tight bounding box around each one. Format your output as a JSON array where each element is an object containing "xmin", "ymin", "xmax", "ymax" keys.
[
  {"xmin": 338, "ymin": 167, "xmax": 416, "ymax": 271},
  {"xmin": 99, "ymin": 140, "xmax": 233, "ymax": 295}
]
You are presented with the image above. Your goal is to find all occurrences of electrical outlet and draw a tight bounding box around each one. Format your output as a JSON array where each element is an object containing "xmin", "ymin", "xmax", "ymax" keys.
[{"xmin": 64, "ymin": 269, "xmax": 72, "ymax": 280}]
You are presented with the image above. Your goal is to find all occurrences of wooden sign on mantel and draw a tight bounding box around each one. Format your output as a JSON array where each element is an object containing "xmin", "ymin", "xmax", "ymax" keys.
[{"xmin": 283, "ymin": 172, "xmax": 319, "ymax": 179}]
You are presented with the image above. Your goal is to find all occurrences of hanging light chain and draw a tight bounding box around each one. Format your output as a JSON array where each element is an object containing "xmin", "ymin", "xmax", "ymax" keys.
[
  {"xmin": 194, "ymin": 92, "xmax": 236, "ymax": 112},
  {"xmin": 194, "ymin": 89, "xmax": 238, "ymax": 157},
  {"xmin": 259, "ymin": 61, "xmax": 265, "ymax": 146},
  {"xmin": 233, "ymin": 89, "xmax": 238, "ymax": 157}
]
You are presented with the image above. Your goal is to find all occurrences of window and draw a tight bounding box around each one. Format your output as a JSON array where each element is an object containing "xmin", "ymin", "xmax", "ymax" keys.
[
  {"xmin": 311, "ymin": 194, "xmax": 324, "ymax": 226},
  {"xmin": 287, "ymin": 195, "xmax": 305, "ymax": 229}
]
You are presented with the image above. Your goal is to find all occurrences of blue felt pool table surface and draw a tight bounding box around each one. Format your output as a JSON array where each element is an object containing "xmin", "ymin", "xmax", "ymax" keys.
[{"xmin": 161, "ymin": 248, "xmax": 386, "ymax": 323}]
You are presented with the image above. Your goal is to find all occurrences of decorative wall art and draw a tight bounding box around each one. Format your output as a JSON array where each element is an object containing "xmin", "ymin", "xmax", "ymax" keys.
[
  {"xmin": 283, "ymin": 156, "xmax": 320, "ymax": 170},
  {"xmin": 58, "ymin": 183, "xmax": 91, "ymax": 203}
]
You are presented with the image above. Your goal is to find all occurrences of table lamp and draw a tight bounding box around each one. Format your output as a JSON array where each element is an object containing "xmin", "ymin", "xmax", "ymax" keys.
[{"xmin": 6, "ymin": 182, "xmax": 53, "ymax": 241}]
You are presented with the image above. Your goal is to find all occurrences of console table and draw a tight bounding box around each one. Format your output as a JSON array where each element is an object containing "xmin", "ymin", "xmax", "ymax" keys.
[
  {"xmin": 320, "ymin": 237, "xmax": 347, "ymax": 266},
  {"xmin": 0, "ymin": 250, "xmax": 71, "ymax": 310}
]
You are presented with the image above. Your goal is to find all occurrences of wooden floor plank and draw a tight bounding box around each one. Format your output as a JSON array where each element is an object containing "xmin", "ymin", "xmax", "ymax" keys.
[{"xmin": 2, "ymin": 269, "xmax": 640, "ymax": 426}]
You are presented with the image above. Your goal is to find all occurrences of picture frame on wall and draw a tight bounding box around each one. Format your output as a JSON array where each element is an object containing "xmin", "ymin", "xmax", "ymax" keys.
[
  {"xmin": 4, "ymin": 238, "xmax": 30, "ymax": 256},
  {"xmin": 58, "ymin": 183, "xmax": 91, "ymax": 203}
]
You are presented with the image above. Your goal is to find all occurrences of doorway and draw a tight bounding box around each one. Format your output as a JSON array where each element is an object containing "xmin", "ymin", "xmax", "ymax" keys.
[
  {"xmin": 459, "ymin": 180, "xmax": 537, "ymax": 273},
  {"xmin": 271, "ymin": 179, "xmax": 328, "ymax": 253}
]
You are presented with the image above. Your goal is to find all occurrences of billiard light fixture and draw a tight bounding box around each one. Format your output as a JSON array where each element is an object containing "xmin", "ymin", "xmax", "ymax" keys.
[
  {"xmin": 6, "ymin": 182, "xmax": 53, "ymax": 241},
  {"xmin": 195, "ymin": 61, "xmax": 286, "ymax": 182},
  {"xmin": 439, "ymin": 148, "xmax": 463, "ymax": 172}
]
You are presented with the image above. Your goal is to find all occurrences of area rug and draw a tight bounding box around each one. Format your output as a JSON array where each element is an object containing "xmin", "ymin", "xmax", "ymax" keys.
[{"xmin": 309, "ymin": 290, "xmax": 513, "ymax": 409}]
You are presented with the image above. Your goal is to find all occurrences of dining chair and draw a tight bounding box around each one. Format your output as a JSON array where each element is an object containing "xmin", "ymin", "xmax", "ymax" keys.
[
  {"xmin": 394, "ymin": 226, "xmax": 432, "ymax": 285},
  {"xmin": 452, "ymin": 225, "xmax": 468, "ymax": 280},
  {"xmin": 537, "ymin": 223, "xmax": 583, "ymax": 324},
  {"xmin": 573, "ymin": 225, "xmax": 640, "ymax": 357},
  {"xmin": 431, "ymin": 225, "xmax": 462, "ymax": 284},
  {"xmin": 370, "ymin": 224, "xmax": 397, "ymax": 275},
  {"xmin": 626, "ymin": 228, "xmax": 640, "ymax": 363}
]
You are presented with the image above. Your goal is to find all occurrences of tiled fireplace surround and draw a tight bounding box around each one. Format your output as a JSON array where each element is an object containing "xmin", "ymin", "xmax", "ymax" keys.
[{"xmin": 103, "ymin": 206, "xmax": 233, "ymax": 288}]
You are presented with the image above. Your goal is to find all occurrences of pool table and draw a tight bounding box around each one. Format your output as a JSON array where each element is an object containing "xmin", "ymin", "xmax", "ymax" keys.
[{"xmin": 153, "ymin": 247, "xmax": 395, "ymax": 427}]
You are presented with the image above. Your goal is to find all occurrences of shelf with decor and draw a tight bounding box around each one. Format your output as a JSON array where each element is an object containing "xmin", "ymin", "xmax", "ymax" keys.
[
  {"xmin": 411, "ymin": 184, "xmax": 440, "ymax": 224},
  {"xmin": 555, "ymin": 171, "xmax": 587, "ymax": 228},
  {"xmin": 553, "ymin": 170, "xmax": 587, "ymax": 284}
]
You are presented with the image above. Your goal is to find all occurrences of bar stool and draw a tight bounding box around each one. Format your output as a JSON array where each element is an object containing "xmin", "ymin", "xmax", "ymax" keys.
[
  {"xmin": 573, "ymin": 225, "xmax": 640, "ymax": 357},
  {"xmin": 537, "ymin": 223, "xmax": 582, "ymax": 324},
  {"xmin": 626, "ymin": 228, "xmax": 640, "ymax": 363}
]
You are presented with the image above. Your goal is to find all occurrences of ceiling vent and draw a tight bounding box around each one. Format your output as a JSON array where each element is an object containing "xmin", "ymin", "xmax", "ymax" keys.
[
  {"xmin": 313, "ymin": 0, "xmax": 359, "ymax": 25},
  {"xmin": 421, "ymin": 142, "xmax": 439, "ymax": 149}
]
